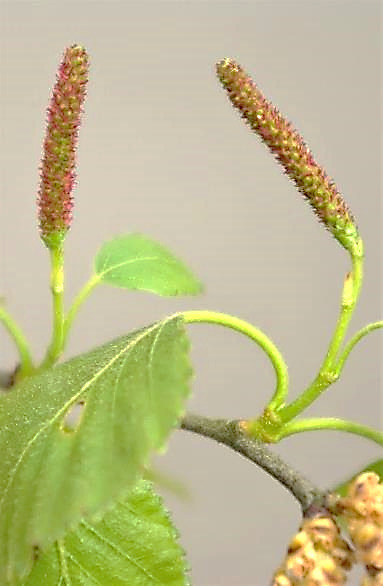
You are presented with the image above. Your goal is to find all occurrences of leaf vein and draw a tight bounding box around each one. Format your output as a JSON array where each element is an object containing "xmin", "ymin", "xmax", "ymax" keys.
[
  {"xmin": 147, "ymin": 320, "xmax": 167, "ymax": 414},
  {"xmin": 0, "ymin": 321, "xmax": 164, "ymax": 515},
  {"xmin": 99, "ymin": 255, "xmax": 159, "ymax": 276},
  {"xmin": 80, "ymin": 520, "xmax": 161, "ymax": 583},
  {"xmin": 57, "ymin": 540, "xmax": 71, "ymax": 586},
  {"xmin": 64, "ymin": 548, "xmax": 102, "ymax": 585}
]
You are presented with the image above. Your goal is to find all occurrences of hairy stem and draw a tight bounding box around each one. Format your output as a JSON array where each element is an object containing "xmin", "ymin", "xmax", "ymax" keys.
[
  {"xmin": 40, "ymin": 247, "xmax": 65, "ymax": 368},
  {"xmin": 182, "ymin": 310, "xmax": 289, "ymax": 410},
  {"xmin": 278, "ymin": 252, "xmax": 363, "ymax": 423},
  {"xmin": 322, "ymin": 253, "xmax": 363, "ymax": 371},
  {"xmin": 180, "ymin": 413, "xmax": 321, "ymax": 511}
]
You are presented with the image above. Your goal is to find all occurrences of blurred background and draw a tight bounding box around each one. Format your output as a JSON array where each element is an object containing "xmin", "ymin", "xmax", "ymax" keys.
[{"xmin": 0, "ymin": 1, "xmax": 381, "ymax": 584}]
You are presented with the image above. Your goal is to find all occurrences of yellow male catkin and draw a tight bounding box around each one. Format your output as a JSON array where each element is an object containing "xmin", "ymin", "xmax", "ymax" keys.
[{"xmin": 272, "ymin": 513, "xmax": 354, "ymax": 585}]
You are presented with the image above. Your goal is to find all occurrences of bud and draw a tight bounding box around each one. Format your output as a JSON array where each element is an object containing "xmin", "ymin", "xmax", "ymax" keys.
[
  {"xmin": 216, "ymin": 58, "xmax": 360, "ymax": 256},
  {"xmin": 38, "ymin": 45, "xmax": 89, "ymax": 249},
  {"xmin": 271, "ymin": 513, "xmax": 355, "ymax": 585}
]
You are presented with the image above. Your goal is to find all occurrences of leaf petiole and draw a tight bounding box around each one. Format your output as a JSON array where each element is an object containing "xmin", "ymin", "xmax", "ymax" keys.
[
  {"xmin": 62, "ymin": 233, "xmax": 204, "ymax": 354},
  {"xmin": 335, "ymin": 320, "xmax": 383, "ymax": 377},
  {"xmin": 62, "ymin": 273, "xmax": 101, "ymax": 351},
  {"xmin": 277, "ymin": 417, "xmax": 383, "ymax": 447},
  {"xmin": 181, "ymin": 310, "xmax": 289, "ymax": 409},
  {"xmin": 0, "ymin": 305, "xmax": 34, "ymax": 379}
]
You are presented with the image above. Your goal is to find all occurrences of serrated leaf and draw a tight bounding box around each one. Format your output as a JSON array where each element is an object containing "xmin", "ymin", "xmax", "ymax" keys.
[
  {"xmin": 0, "ymin": 315, "xmax": 191, "ymax": 584},
  {"xmin": 22, "ymin": 480, "xmax": 189, "ymax": 586},
  {"xmin": 94, "ymin": 234, "xmax": 202, "ymax": 296},
  {"xmin": 334, "ymin": 459, "xmax": 383, "ymax": 496}
]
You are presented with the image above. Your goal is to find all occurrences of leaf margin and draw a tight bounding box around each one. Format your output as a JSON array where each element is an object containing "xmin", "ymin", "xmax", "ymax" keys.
[
  {"xmin": 0, "ymin": 315, "xmax": 192, "ymax": 584},
  {"xmin": 94, "ymin": 233, "xmax": 203, "ymax": 297}
]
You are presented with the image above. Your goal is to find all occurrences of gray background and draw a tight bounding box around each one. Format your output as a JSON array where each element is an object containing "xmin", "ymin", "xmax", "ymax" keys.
[{"xmin": 1, "ymin": 1, "xmax": 381, "ymax": 584}]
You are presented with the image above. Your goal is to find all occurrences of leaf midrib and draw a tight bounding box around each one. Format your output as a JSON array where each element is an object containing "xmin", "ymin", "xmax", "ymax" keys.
[
  {"xmin": 97, "ymin": 255, "xmax": 182, "ymax": 281},
  {"xmin": 0, "ymin": 319, "xmax": 167, "ymax": 518}
]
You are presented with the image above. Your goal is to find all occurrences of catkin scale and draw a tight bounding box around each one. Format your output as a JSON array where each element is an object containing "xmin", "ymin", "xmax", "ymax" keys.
[{"xmin": 271, "ymin": 513, "xmax": 355, "ymax": 585}]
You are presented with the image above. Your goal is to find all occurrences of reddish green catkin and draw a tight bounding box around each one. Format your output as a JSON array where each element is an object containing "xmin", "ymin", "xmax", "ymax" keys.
[
  {"xmin": 216, "ymin": 58, "xmax": 361, "ymax": 256},
  {"xmin": 38, "ymin": 45, "xmax": 89, "ymax": 250}
]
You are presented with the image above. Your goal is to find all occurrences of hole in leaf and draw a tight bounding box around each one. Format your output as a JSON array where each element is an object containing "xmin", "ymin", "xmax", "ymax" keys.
[
  {"xmin": 32, "ymin": 544, "xmax": 40, "ymax": 562},
  {"xmin": 61, "ymin": 400, "xmax": 85, "ymax": 433}
]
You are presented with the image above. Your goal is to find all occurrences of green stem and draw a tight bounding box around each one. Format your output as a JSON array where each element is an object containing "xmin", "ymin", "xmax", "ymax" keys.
[
  {"xmin": 0, "ymin": 305, "xmax": 34, "ymax": 377},
  {"xmin": 278, "ymin": 250, "xmax": 363, "ymax": 423},
  {"xmin": 40, "ymin": 246, "xmax": 65, "ymax": 368},
  {"xmin": 323, "ymin": 252, "xmax": 363, "ymax": 371},
  {"xmin": 181, "ymin": 310, "xmax": 289, "ymax": 409},
  {"xmin": 335, "ymin": 320, "xmax": 383, "ymax": 376},
  {"xmin": 62, "ymin": 274, "xmax": 100, "ymax": 351},
  {"xmin": 278, "ymin": 417, "xmax": 383, "ymax": 447}
]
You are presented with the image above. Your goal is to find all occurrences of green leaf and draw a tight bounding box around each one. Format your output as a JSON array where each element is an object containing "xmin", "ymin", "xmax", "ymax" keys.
[
  {"xmin": 22, "ymin": 480, "xmax": 189, "ymax": 586},
  {"xmin": 94, "ymin": 234, "xmax": 203, "ymax": 296},
  {"xmin": 334, "ymin": 459, "xmax": 383, "ymax": 496},
  {"xmin": 0, "ymin": 315, "xmax": 191, "ymax": 584}
]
